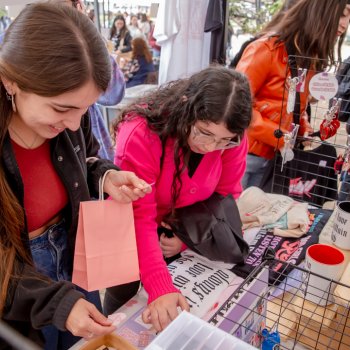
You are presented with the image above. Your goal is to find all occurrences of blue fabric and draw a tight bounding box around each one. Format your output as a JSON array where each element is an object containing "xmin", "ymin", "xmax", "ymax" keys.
[
  {"xmin": 91, "ymin": 56, "xmax": 125, "ymax": 161},
  {"xmin": 242, "ymin": 154, "xmax": 272, "ymax": 189},
  {"xmin": 30, "ymin": 220, "xmax": 102, "ymax": 350},
  {"xmin": 30, "ymin": 220, "xmax": 71, "ymax": 281},
  {"xmin": 126, "ymin": 56, "xmax": 155, "ymax": 88},
  {"xmin": 89, "ymin": 104, "xmax": 115, "ymax": 161},
  {"xmin": 98, "ymin": 56, "xmax": 125, "ymax": 106}
]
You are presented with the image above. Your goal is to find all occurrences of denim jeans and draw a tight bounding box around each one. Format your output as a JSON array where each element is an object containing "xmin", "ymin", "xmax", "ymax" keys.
[
  {"xmin": 241, "ymin": 154, "xmax": 272, "ymax": 189},
  {"xmin": 30, "ymin": 219, "xmax": 102, "ymax": 350}
]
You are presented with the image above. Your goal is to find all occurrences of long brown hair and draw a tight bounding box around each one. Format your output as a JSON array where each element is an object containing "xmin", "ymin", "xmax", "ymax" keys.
[
  {"xmin": 131, "ymin": 37, "xmax": 152, "ymax": 63},
  {"xmin": 272, "ymin": 0, "xmax": 348, "ymax": 69},
  {"xmin": 115, "ymin": 66, "xmax": 252, "ymax": 211},
  {"xmin": 0, "ymin": 2, "xmax": 110, "ymax": 314},
  {"xmin": 261, "ymin": 0, "xmax": 300, "ymax": 35},
  {"xmin": 109, "ymin": 15, "xmax": 128, "ymax": 40}
]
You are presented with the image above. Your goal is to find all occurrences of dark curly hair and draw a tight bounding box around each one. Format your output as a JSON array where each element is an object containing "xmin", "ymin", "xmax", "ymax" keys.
[{"xmin": 115, "ymin": 66, "xmax": 252, "ymax": 211}]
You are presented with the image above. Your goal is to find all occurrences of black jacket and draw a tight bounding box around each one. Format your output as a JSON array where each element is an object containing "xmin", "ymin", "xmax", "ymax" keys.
[
  {"xmin": 170, "ymin": 193, "xmax": 249, "ymax": 264},
  {"xmin": 1, "ymin": 113, "xmax": 119, "ymax": 349}
]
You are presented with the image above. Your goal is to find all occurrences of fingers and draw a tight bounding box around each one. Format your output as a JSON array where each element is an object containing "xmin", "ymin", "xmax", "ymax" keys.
[
  {"xmin": 123, "ymin": 172, "xmax": 153, "ymax": 193},
  {"xmin": 82, "ymin": 321, "xmax": 115, "ymax": 340},
  {"xmin": 142, "ymin": 294, "xmax": 187, "ymax": 332},
  {"xmin": 150, "ymin": 307, "xmax": 163, "ymax": 332},
  {"xmin": 166, "ymin": 304, "xmax": 179, "ymax": 322},
  {"xmin": 142, "ymin": 308, "xmax": 152, "ymax": 324},
  {"xmin": 160, "ymin": 235, "xmax": 174, "ymax": 257},
  {"xmin": 109, "ymin": 185, "xmax": 148, "ymax": 203},
  {"xmin": 157, "ymin": 307, "xmax": 171, "ymax": 331},
  {"xmin": 66, "ymin": 299, "xmax": 115, "ymax": 339},
  {"xmin": 104, "ymin": 171, "xmax": 153, "ymax": 202},
  {"xmin": 160, "ymin": 221, "xmax": 171, "ymax": 229},
  {"xmin": 178, "ymin": 294, "xmax": 190, "ymax": 312},
  {"xmin": 88, "ymin": 304, "xmax": 113, "ymax": 326},
  {"xmin": 160, "ymin": 235, "xmax": 182, "ymax": 258},
  {"xmin": 118, "ymin": 185, "xmax": 145, "ymax": 201}
]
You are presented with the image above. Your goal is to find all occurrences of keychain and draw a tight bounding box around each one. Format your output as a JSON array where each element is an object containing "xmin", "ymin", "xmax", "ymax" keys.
[
  {"xmin": 319, "ymin": 98, "xmax": 341, "ymax": 140},
  {"xmin": 296, "ymin": 68, "xmax": 307, "ymax": 93},
  {"xmin": 287, "ymin": 76, "xmax": 299, "ymax": 114},
  {"xmin": 261, "ymin": 327, "xmax": 281, "ymax": 350},
  {"xmin": 281, "ymin": 124, "xmax": 299, "ymax": 171}
]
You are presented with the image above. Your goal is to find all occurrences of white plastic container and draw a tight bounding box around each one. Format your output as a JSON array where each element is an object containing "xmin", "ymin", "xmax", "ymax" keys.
[{"xmin": 145, "ymin": 311, "xmax": 256, "ymax": 350}]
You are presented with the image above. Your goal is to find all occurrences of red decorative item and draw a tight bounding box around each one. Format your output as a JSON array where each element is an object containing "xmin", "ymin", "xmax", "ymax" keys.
[
  {"xmin": 320, "ymin": 118, "xmax": 340, "ymax": 140},
  {"xmin": 334, "ymin": 155, "xmax": 344, "ymax": 174},
  {"xmin": 319, "ymin": 98, "xmax": 341, "ymax": 141}
]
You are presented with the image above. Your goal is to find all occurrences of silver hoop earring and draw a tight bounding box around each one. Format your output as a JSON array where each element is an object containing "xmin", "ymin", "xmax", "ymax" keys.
[{"xmin": 11, "ymin": 94, "xmax": 17, "ymax": 113}]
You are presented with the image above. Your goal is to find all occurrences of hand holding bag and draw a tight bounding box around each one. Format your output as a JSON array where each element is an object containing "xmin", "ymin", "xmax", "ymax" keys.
[
  {"xmin": 72, "ymin": 170, "xmax": 140, "ymax": 291},
  {"xmin": 169, "ymin": 193, "xmax": 249, "ymax": 264}
]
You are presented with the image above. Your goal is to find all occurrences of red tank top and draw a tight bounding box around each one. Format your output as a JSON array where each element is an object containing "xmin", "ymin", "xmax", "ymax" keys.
[{"xmin": 11, "ymin": 140, "xmax": 68, "ymax": 232}]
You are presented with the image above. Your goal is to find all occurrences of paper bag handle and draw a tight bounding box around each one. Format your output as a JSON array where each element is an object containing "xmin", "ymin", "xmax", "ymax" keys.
[{"xmin": 98, "ymin": 169, "xmax": 115, "ymax": 201}]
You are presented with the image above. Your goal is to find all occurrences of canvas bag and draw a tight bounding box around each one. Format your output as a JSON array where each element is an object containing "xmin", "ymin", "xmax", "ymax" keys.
[{"xmin": 72, "ymin": 170, "xmax": 140, "ymax": 291}]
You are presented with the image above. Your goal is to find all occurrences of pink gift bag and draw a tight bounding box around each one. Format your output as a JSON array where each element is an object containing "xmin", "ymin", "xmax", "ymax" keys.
[{"xmin": 72, "ymin": 171, "xmax": 140, "ymax": 291}]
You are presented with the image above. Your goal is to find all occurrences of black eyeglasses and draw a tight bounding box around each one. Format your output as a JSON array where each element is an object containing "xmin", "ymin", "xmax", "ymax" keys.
[{"xmin": 192, "ymin": 125, "xmax": 241, "ymax": 149}]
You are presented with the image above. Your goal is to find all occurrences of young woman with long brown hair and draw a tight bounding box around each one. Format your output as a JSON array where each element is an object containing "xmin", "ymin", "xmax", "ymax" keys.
[
  {"xmin": 0, "ymin": 3, "xmax": 150, "ymax": 349},
  {"xmin": 236, "ymin": 0, "xmax": 350, "ymax": 189}
]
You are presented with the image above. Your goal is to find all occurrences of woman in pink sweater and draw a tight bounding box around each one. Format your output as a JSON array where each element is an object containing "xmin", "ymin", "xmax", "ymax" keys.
[{"xmin": 105, "ymin": 66, "xmax": 252, "ymax": 331}]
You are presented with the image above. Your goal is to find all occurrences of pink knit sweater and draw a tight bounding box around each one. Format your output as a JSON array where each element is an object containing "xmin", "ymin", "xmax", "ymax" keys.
[{"xmin": 115, "ymin": 116, "xmax": 248, "ymax": 303}]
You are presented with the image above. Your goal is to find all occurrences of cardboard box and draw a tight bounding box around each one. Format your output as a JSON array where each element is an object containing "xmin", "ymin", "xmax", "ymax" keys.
[{"xmin": 80, "ymin": 333, "xmax": 137, "ymax": 350}]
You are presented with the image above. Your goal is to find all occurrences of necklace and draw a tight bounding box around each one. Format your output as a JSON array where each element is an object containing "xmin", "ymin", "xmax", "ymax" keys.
[{"xmin": 9, "ymin": 127, "xmax": 39, "ymax": 150}]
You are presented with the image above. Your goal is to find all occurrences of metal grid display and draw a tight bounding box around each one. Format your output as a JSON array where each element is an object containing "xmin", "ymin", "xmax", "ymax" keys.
[
  {"xmin": 271, "ymin": 56, "xmax": 350, "ymax": 206},
  {"xmin": 208, "ymin": 249, "xmax": 350, "ymax": 350}
]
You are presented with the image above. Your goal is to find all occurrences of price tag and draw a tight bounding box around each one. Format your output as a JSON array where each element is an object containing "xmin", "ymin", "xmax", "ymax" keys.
[{"xmin": 309, "ymin": 72, "xmax": 338, "ymax": 101}]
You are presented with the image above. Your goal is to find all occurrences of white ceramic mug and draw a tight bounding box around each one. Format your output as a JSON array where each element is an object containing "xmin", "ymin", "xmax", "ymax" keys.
[
  {"xmin": 301, "ymin": 244, "xmax": 345, "ymax": 306},
  {"xmin": 331, "ymin": 201, "xmax": 350, "ymax": 250}
]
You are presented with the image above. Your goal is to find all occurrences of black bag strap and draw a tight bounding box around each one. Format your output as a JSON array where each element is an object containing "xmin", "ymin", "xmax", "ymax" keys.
[{"xmin": 285, "ymin": 43, "xmax": 301, "ymax": 125}]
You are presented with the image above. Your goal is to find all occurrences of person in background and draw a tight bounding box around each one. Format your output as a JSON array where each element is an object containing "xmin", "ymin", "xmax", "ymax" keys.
[
  {"xmin": 0, "ymin": 3, "xmax": 150, "ymax": 350},
  {"xmin": 110, "ymin": 15, "xmax": 132, "ymax": 54},
  {"xmin": 128, "ymin": 14, "xmax": 145, "ymax": 39},
  {"xmin": 122, "ymin": 37, "xmax": 155, "ymax": 88},
  {"xmin": 139, "ymin": 13, "xmax": 151, "ymax": 37},
  {"xmin": 148, "ymin": 19, "xmax": 161, "ymax": 58},
  {"xmin": 123, "ymin": 11, "xmax": 130, "ymax": 26},
  {"xmin": 104, "ymin": 66, "xmax": 252, "ymax": 332},
  {"xmin": 63, "ymin": 0, "xmax": 125, "ymax": 161},
  {"xmin": 236, "ymin": 0, "xmax": 350, "ymax": 189}
]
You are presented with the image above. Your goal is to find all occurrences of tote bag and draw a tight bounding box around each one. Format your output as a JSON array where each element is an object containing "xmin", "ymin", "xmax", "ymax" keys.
[{"xmin": 72, "ymin": 170, "xmax": 140, "ymax": 291}]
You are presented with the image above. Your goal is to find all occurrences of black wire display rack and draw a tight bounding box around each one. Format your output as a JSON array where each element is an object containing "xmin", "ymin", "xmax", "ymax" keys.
[
  {"xmin": 208, "ymin": 248, "xmax": 350, "ymax": 349},
  {"xmin": 270, "ymin": 55, "xmax": 350, "ymax": 206}
]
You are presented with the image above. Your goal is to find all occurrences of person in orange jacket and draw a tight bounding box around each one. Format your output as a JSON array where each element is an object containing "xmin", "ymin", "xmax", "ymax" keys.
[{"xmin": 236, "ymin": 0, "xmax": 350, "ymax": 189}]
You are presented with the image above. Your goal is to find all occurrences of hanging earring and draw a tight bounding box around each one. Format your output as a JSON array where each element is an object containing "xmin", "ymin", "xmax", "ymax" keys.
[
  {"xmin": 5, "ymin": 91, "xmax": 11, "ymax": 101},
  {"xmin": 11, "ymin": 94, "xmax": 17, "ymax": 113}
]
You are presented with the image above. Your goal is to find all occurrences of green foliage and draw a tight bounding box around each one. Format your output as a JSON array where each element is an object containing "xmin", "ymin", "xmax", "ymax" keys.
[
  {"xmin": 229, "ymin": 0, "xmax": 283, "ymax": 34},
  {"xmin": 0, "ymin": 8, "xmax": 7, "ymax": 18}
]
